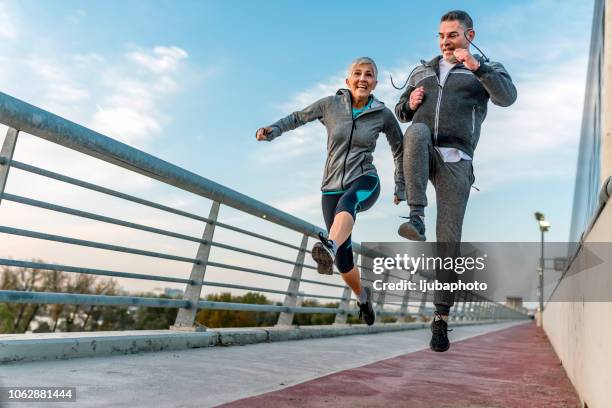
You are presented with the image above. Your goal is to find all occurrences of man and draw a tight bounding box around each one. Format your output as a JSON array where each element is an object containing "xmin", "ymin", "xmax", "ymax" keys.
[{"xmin": 395, "ymin": 10, "xmax": 517, "ymax": 352}]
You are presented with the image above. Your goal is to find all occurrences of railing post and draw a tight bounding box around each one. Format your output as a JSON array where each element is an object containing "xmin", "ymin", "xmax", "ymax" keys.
[
  {"xmin": 465, "ymin": 292, "xmax": 474, "ymax": 320},
  {"xmin": 452, "ymin": 290, "xmax": 462, "ymax": 321},
  {"xmin": 418, "ymin": 277, "xmax": 428, "ymax": 316},
  {"xmin": 374, "ymin": 257, "xmax": 390, "ymax": 323},
  {"xmin": 334, "ymin": 250, "xmax": 358, "ymax": 325},
  {"xmin": 0, "ymin": 128, "xmax": 19, "ymax": 206},
  {"xmin": 171, "ymin": 201, "xmax": 220, "ymax": 331},
  {"xmin": 458, "ymin": 291, "xmax": 467, "ymax": 320},
  {"xmin": 399, "ymin": 275, "xmax": 413, "ymax": 322},
  {"xmin": 482, "ymin": 299, "xmax": 491, "ymax": 320},
  {"xmin": 475, "ymin": 297, "xmax": 484, "ymax": 321},
  {"xmin": 276, "ymin": 234, "xmax": 309, "ymax": 326}
]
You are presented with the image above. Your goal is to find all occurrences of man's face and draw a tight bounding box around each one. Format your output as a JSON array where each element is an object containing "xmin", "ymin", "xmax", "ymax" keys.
[{"xmin": 438, "ymin": 20, "xmax": 473, "ymax": 62}]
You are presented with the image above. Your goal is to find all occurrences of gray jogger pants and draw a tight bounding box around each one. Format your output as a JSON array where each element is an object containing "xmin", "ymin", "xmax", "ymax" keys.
[{"xmin": 403, "ymin": 123, "xmax": 474, "ymax": 314}]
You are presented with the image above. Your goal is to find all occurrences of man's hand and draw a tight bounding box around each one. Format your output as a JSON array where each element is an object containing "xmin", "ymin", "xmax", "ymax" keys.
[
  {"xmin": 453, "ymin": 48, "xmax": 480, "ymax": 71},
  {"xmin": 255, "ymin": 127, "xmax": 272, "ymax": 141},
  {"xmin": 408, "ymin": 86, "xmax": 425, "ymax": 111},
  {"xmin": 393, "ymin": 195, "xmax": 401, "ymax": 205}
]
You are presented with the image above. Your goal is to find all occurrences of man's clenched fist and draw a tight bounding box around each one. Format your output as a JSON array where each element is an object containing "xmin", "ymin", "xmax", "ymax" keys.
[
  {"xmin": 453, "ymin": 48, "xmax": 480, "ymax": 71},
  {"xmin": 409, "ymin": 86, "xmax": 425, "ymax": 111}
]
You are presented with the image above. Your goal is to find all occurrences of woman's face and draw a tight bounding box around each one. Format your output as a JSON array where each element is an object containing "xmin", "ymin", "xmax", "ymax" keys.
[{"xmin": 346, "ymin": 64, "xmax": 377, "ymax": 100}]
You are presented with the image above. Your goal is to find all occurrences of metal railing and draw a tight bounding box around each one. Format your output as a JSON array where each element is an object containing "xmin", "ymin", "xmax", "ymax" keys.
[{"xmin": 0, "ymin": 91, "xmax": 527, "ymax": 331}]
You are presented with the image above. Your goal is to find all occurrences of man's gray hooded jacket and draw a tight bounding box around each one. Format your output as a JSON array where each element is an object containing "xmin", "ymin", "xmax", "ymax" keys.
[
  {"xmin": 267, "ymin": 89, "xmax": 405, "ymax": 199},
  {"xmin": 395, "ymin": 55, "xmax": 517, "ymax": 158}
]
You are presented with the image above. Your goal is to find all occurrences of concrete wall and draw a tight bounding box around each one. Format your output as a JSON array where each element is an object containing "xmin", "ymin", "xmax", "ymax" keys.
[
  {"xmin": 543, "ymin": 3, "xmax": 612, "ymax": 407},
  {"xmin": 544, "ymin": 201, "xmax": 612, "ymax": 408},
  {"xmin": 603, "ymin": 0, "xmax": 612, "ymax": 183}
]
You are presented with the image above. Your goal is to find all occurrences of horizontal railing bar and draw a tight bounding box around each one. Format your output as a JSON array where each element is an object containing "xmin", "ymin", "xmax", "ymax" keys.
[
  {"xmin": 202, "ymin": 281, "xmax": 289, "ymax": 296},
  {"xmin": 204, "ymin": 261, "xmax": 292, "ymax": 281},
  {"xmin": 2, "ymin": 194, "xmax": 315, "ymax": 271},
  {"xmin": 10, "ymin": 160, "xmax": 214, "ymax": 222},
  {"xmin": 2, "ymin": 193, "xmax": 208, "ymax": 244},
  {"xmin": 214, "ymin": 221, "xmax": 309, "ymax": 253},
  {"xmin": 299, "ymin": 293, "xmax": 344, "ymax": 301},
  {"xmin": 9, "ymin": 160, "xmax": 308, "ymax": 253},
  {"xmin": 295, "ymin": 277, "xmax": 345, "ymax": 289},
  {"xmin": 380, "ymin": 292, "xmax": 405, "ymax": 298},
  {"xmin": 0, "ymin": 290, "xmax": 347, "ymax": 315},
  {"xmin": 211, "ymin": 241, "xmax": 316, "ymax": 270},
  {"xmin": 0, "ymin": 258, "xmax": 193, "ymax": 284},
  {"xmin": 0, "ymin": 290, "xmax": 188, "ymax": 308},
  {"xmin": 0, "ymin": 291, "xmax": 510, "ymax": 318},
  {"xmin": 196, "ymin": 300, "xmax": 343, "ymax": 314},
  {"xmin": 0, "ymin": 226, "xmax": 199, "ymax": 264},
  {"xmin": 203, "ymin": 261, "xmax": 345, "ymax": 288}
]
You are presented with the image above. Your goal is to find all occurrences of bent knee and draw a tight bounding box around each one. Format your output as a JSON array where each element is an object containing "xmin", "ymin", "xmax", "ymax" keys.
[{"xmin": 404, "ymin": 123, "xmax": 431, "ymax": 145}]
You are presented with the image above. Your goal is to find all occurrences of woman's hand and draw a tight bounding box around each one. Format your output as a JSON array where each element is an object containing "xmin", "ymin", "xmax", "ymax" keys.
[
  {"xmin": 393, "ymin": 195, "xmax": 401, "ymax": 205},
  {"xmin": 255, "ymin": 127, "xmax": 273, "ymax": 141}
]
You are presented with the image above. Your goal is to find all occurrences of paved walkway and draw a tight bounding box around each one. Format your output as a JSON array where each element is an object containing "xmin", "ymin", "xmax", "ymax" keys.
[
  {"xmin": 222, "ymin": 321, "xmax": 580, "ymax": 408},
  {"xmin": 0, "ymin": 321, "xmax": 579, "ymax": 407}
]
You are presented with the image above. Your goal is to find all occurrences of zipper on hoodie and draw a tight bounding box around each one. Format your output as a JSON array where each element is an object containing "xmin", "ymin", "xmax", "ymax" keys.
[
  {"xmin": 341, "ymin": 92, "xmax": 356, "ymax": 190},
  {"xmin": 341, "ymin": 93, "xmax": 382, "ymax": 189},
  {"xmin": 341, "ymin": 120, "xmax": 356, "ymax": 190},
  {"xmin": 433, "ymin": 62, "xmax": 462, "ymax": 144},
  {"xmin": 433, "ymin": 77, "xmax": 443, "ymax": 145}
]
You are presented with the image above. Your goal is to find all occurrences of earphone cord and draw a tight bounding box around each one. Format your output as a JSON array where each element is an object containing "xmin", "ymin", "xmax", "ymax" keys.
[
  {"xmin": 390, "ymin": 64, "xmax": 421, "ymax": 90},
  {"xmin": 464, "ymin": 30, "xmax": 489, "ymax": 62},
  {"xmin": 390, "ymin": 32, "xmax": 489, "ymax": 90}
]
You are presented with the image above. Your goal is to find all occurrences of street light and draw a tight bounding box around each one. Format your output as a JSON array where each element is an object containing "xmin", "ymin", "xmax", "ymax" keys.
[{"xmin": 534, "ymin": 212, "xmax": 550, "ymax": 326}]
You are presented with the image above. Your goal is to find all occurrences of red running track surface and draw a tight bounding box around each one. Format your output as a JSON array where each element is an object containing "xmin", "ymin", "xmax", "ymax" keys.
[{"xmin": 220, "ymin": 322, "xmax": 580, "ymax": 408}]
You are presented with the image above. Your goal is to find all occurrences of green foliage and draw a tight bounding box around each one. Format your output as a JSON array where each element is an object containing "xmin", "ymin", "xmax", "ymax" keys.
[
  {"xmin": 195, "ymin": 292, "xmax": 279, "ymax": 328},
  {"xmin": 292, "ymin": 299, "xmax": 338, "ymax": 326},
  {"xmin": 0, "ymin": 263, "xmax": 171, "ymax": 333}
]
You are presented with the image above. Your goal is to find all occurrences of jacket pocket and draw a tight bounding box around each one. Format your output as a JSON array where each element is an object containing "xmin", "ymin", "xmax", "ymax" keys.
[{"xmin": 471, "ymin": 105, "xmax": 477, "ymax": 135}]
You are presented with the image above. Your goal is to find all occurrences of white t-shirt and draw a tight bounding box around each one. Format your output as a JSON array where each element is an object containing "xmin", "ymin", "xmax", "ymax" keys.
[{"xmin": 436, "ymin": 58, "xmax": 472, "ymax": 163}]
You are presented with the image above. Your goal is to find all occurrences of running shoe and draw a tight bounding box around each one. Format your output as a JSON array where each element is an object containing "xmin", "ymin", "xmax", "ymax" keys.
[
  {"xmin": 430, "ymin": 311, "xmax": 452, "ymax": 352},
  {"xmin": 398, "ymin": 215, "xmax": 426, "ymax": 241},
  {"xmin": 311, "ymin": 232, "xmax": 335, "ymax": 275},
  {"xmin": 357, "ymin": 287, "xmax": 376, "ymax": 326}
]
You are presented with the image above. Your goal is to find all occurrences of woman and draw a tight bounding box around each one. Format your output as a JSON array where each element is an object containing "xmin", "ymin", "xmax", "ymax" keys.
[{"xmin": 256, "ymin": 57, "xmax": 405, "ymax": 325}]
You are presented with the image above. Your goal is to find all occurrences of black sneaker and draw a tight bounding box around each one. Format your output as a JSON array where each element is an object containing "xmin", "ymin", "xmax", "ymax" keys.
[
  {"xmin": 430, "ymin": 311, "xmax": 452, "ymax": 352},
  {"xmin": 357, "ymin": 287, "xmax": 375, "ymax": 326},
  {"xmin": 311, "ymin": 232, "xmax": 335, "ymax": 275},
  {"xmin": 398, "ymin": 215, "xmax": 426, "ymax": 241}
]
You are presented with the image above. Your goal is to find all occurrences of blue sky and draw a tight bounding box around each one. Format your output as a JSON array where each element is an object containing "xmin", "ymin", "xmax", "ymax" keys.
[{"xmin": 0, "ymin": 1, "xmax": 596, "ymax": 294}]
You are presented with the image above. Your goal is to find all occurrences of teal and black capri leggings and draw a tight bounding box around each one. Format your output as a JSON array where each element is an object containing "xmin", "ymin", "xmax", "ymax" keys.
[{"xmin": 321, "ymin": 174, "xmax": 380, "ymax": 273}]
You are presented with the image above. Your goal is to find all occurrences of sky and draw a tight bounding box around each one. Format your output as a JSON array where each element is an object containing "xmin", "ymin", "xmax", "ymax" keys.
[{"xmin": 0, "ymin": 0, "xmax": 596, "ymax": 298}]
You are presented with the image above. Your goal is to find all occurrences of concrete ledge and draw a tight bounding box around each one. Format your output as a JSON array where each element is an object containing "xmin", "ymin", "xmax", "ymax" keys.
[{"xmin": 0, "ymin": 319, "xmax": 510, "ymax": 364}]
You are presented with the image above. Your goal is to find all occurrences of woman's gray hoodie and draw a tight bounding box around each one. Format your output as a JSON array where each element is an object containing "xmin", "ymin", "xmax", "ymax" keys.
[{"xmin": 266, "ymin": 89, "xmax": 405, "ymax": 199}]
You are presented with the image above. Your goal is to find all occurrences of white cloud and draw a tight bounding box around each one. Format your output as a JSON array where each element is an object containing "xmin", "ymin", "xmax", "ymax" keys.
[
  {"xmin": 25, "ymin": 57, "xmax": 91, "ymax": 107},
  {"xmin": 86, "ymin": 46, "xmax": 189, "ymax": 145},
  {"xmin": 91, "ymin": 106, "xmax": 161, "ymax": 144},
  {"xmin": 128, "ymin": 46, "xmax": 188, "ymax": 74},
  {"xmin": 0, "ymin": 1, "xmax": 17, "ymax": 40},
  {"xmin": 72, "ymin": 52, "xmax": 105, "ymax": 65}
]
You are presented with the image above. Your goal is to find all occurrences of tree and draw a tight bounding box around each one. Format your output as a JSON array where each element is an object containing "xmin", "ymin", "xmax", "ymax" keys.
[{"xmin": 195, "ymin": 292, "xmax": 279, "ymax": 328}]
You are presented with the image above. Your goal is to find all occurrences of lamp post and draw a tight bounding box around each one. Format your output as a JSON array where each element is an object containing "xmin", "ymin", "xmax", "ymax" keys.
[{"xmin": 534, "ymin": 212, "xmax": 550, "ymax": 327}]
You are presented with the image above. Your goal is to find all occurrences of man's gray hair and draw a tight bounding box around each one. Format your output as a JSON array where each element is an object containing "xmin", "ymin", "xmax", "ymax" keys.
[{"xmin": 348, "ymin": 57, "xmax": 378, "ymax": 79}]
